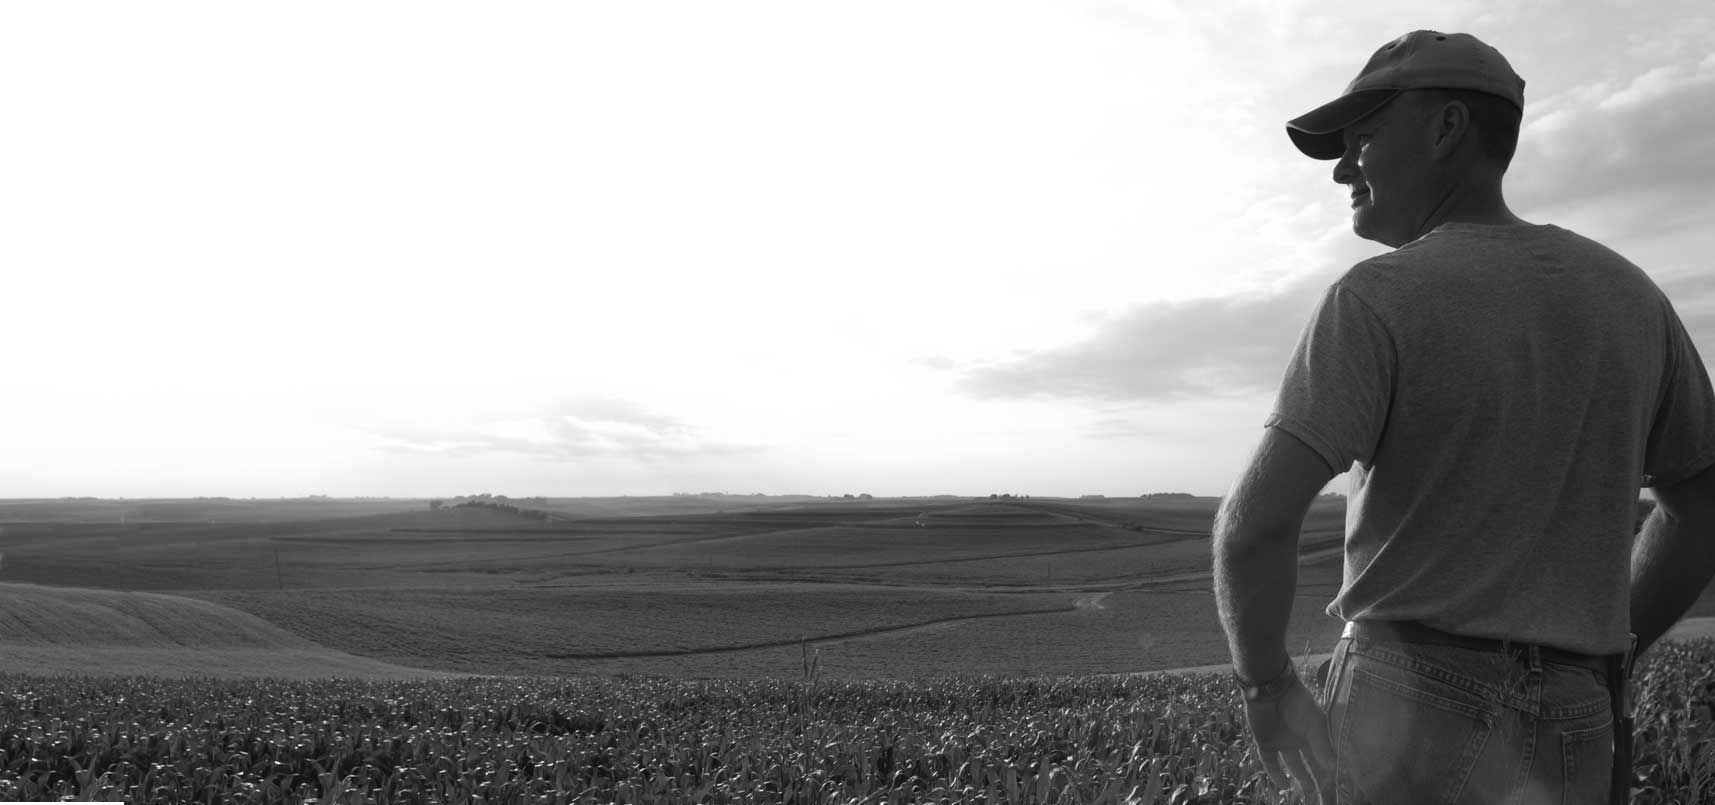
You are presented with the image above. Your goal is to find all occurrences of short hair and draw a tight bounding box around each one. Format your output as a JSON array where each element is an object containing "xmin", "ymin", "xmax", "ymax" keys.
[{"xmin": 1411, "ymin": 88, "xmax": 1522, "ymax": 166}]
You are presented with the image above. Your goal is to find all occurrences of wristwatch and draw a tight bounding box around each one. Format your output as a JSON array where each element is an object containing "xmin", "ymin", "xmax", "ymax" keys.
[{"xmin": 1235, "ymin": 658, "xmax": 1297, "ymax": 702}]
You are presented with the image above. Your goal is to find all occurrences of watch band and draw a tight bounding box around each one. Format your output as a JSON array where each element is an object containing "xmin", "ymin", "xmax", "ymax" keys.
[{"xmin": 1235, "ymin": 658, "xmax": 1297, "ymax": 702}]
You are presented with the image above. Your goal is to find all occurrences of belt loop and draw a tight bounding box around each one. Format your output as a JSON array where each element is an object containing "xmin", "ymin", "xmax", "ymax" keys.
[{"xmin": 1526, "ymin": 644, "xmax": 1542, "ymax": 672}]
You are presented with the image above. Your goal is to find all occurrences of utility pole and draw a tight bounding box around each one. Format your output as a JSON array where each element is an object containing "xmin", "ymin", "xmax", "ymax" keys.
[{"xmin": 274, "ymin": 549, "xmax": 284, "ymax": 590}]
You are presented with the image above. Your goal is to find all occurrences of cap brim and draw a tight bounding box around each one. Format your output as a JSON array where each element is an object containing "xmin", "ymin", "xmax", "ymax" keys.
[{"xmin": 1285, "ymin": 89, "xmax": 1401, "ymax": 160}]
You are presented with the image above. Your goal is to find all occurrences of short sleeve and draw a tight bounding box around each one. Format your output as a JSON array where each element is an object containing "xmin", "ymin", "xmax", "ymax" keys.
[
  {"xmin": 1643, "ymin": 304, "xmax": 1715, "ymax": 487},
  {"xmin": 1265, "ymin": 283, "xmax": 1396, "ymax": 476}
]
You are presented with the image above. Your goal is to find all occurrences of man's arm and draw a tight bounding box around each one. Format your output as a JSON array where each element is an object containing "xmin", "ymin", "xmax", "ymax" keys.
[
  {"xmin": 1631, "ymin": 460, "xmax": 1715, "ymax": 658},
  {"xmin": 1214, "ymin": 427, "xmax": 1339, "ymax": 682}
]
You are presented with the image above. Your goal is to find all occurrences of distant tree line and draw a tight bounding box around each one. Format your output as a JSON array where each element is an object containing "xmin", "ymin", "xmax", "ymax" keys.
[{"xmin": 427, "ymin": 494, "xmax": 551, "ymax": 521}]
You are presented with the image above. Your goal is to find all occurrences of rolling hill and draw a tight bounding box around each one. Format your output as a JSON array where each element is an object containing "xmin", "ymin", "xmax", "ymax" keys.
[{"xmin": 0, "ymin": 582, "xmax": 457, "ymax": 679}]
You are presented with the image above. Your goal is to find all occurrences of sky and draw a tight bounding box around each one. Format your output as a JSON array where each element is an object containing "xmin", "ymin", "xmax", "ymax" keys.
[{"xmin": 2, "ymin": 0, "xmax": 1712, "ymax": 499}]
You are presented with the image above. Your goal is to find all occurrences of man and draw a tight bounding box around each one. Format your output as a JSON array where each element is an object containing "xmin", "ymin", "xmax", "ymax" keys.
[{"xmin": 1212, "ymin": 30, "xmax": 1715, "ymax": 805}]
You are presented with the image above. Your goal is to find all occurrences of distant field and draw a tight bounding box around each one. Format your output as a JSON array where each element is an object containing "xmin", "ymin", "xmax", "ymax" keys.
[
  {"xmin": 188, "ymin": 585, "xmax": 1342, "ymax": 680},
  {"xmin": 0, "ymin": 582, "xmax": 455, "ymax": 679},
  {"xmin": 0, "ymin": 497, "xmax": 430, "ymax": 523},
  {"xmin": 0, "ymin": 498, "xmax": 1334, "ymax": 592},
  {"xmin": 568, "ymin": 505, "xmax": 1187, "ymax": 576},
  {"xmin": 0, "ymin": 494, "xmax": 1351, "ymax": 678},
  {"xmin": 3, "ymin": 493, "xmax": 1677, "ymax": 680},
  {"xmin": 193, "ymin": 583, "xmax": 1077, "ymax": 676},
  {"xmin": 468, "ymin": 590, "xmax": 1348, "ymax": 679},
  {"xmin": 0, "ymin": 494, "xmax": 857, "ymax": 524}
]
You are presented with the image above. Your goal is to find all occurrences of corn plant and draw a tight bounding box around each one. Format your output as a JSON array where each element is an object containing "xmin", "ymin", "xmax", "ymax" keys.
[{"xmin": 0, "ymin": 640, "xmax": 1711, "ymax": 804}]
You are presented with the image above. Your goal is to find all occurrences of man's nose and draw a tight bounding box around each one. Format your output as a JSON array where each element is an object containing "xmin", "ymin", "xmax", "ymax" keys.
[{"xmin": 1332, "ymin": 151, "xmax": 1361, "ymax": 185}]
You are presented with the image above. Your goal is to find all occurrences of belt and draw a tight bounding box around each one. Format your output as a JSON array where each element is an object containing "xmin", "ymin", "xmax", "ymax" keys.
[{"xmin": 1343, "ymin": 620, "xmax": 1611, "ymax": 676}]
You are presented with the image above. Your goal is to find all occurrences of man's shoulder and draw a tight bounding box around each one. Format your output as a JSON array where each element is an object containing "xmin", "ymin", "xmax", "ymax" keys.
[
  {"xmin": 1333, "ymin": 222, "xmax": 1654, "ymax": 305},
  {"xmin": 1325, "ymin": 249, "xmax": 1421, "ymax": 308}
]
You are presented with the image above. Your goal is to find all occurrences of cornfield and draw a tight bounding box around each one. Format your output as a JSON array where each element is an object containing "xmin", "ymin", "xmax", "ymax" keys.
[{"xmin": 2, "ymin": 640, "xmax": 1711, "ymax": 804}]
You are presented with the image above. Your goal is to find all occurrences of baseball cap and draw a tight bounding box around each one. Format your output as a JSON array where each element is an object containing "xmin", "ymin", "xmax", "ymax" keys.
[{"xmin": 1285, "ymin": 30, "xmax": 1525, "ymax": 160}]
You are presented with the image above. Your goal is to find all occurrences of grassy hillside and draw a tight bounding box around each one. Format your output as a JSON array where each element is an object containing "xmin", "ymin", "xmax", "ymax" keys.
[
  {"xmin": 195, "ymin": 583, "xmax": 1080, "ymax": 677},
  {"xmin": 0, "ymin": 582, "xmax": 457, "ymax": 679}
]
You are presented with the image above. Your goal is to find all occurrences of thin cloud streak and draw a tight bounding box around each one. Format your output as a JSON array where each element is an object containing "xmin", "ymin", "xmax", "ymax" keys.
[
  {"xmin": 367, "ymin": 395, "xmax": 758, "ymax": 462},
  {"xmin": 1084, "ymin": 416, "xmax": 1165, "ymax": 439}
]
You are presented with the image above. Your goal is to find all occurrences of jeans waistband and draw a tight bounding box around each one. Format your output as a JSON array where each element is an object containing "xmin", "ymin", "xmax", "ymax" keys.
[{"xmin": 1343, "ymin": 620, "xmax": 1611, "ymax": 675}]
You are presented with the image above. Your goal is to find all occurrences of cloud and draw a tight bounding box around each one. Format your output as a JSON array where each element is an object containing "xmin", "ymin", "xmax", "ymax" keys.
[
  {"xmin": 911, "ymin": 355, "xmax": 959, "ymax": 371},
  {"xmin": 1655, "ymin": 267, "xmax": 1715, "ymax": 356},
  {"xmin": 537, "ymin": 395, "xmax": 688, "ymax": 434},
  {"xmin": 366, "ymin": 395, "xmax": 756, "ymax": 461},
  {"xmin": 1083, "ymin": 417, "xmax": 1163, "ymax": 439},
  {"xmin": 1511, "ymin": 38, "xmax": 1715, "ymax": 233},
  {"xmin": 957, "ymin": 282, "xmax": 1321, "ymax": 402}
]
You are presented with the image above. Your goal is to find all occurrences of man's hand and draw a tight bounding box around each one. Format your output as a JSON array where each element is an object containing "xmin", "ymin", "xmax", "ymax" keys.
[{"xmin": 1244, "ymin": 673, "xmax": 1335, "ymax": 805}]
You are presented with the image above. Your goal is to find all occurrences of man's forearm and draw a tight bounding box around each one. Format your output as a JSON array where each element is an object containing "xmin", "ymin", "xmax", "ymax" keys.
[
  {"xmin": 1631, "ymin": 506, "xmax": 1715, "ymax": 657},
  {"xmin": 1214, "ymin": 525, "xmax": 1299, "ymax": 682},
  {"xmin": 1210, "ymin": 427, "xmax": 1332, "ymax": 682}
]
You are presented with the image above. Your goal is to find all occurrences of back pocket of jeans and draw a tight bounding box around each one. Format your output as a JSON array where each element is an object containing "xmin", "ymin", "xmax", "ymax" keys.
[
  {"xmin": 1338, "ymin": 660, "xmax": 1495, "ymax": 804},
  {"xmin": 1560, "ymin": 718, "xmax": 1613, "ymax": 805}
]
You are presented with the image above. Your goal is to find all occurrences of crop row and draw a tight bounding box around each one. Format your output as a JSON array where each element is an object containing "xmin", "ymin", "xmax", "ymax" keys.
[{"xmin": 1, "ymin": 640, "xmax": 1712, "ymax": 803}]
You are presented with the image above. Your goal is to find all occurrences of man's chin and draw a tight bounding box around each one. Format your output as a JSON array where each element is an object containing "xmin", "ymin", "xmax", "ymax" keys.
[
  {"xmin": 1351, "ymin": 217, "xmax": 1380, "ymax": 243},
  {"xmin": 1351, "ymin": 214, "xmax": 1401, "ymax": 248}
]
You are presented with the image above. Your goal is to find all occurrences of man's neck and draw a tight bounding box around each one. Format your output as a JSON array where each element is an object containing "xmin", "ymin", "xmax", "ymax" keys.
[
  {"xmin": 1414, "ymin": 178, "xmax": 1526, "ymax": 240},
  {"xmin": 1441, "ymin": 196, "xmax": 1527, "ymax": 227}
]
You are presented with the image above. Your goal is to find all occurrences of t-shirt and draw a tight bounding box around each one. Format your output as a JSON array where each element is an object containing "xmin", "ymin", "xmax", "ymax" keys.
[{"xmin": 1268, "ymin": 221, "xmax": 1715, "ymax": 654}]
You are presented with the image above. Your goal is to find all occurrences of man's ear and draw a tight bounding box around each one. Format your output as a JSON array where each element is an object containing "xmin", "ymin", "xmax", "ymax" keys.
[{"xmin": 1430, "ymin": 99, "xmax": 1471, "ymax": 159}]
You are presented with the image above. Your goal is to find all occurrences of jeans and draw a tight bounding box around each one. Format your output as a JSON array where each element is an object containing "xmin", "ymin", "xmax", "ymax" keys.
[{"xmin": 1321, "ymin": 634, "xmax": 1615, "ymax": 805}]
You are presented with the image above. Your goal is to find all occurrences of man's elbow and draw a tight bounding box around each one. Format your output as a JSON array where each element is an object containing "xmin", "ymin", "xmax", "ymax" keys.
[
  {"xmin": 1653, "ymin": 461, "xmax": 1715, "ymax": 534},
  {"xmin": 1212, "ymin": 428, "xmax": 1334, "ymax": 555},
  {"xmin": 1212, "ymin": 500, "xmax": 1299, "ymax": 558}
]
